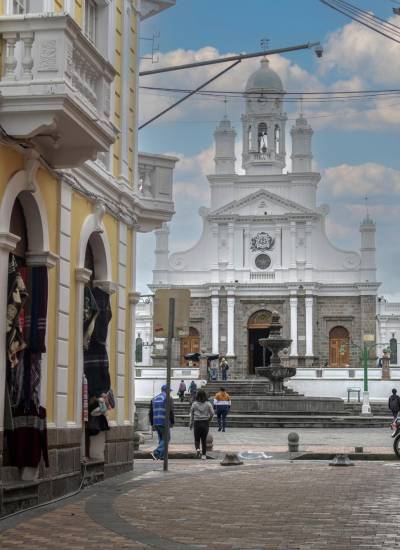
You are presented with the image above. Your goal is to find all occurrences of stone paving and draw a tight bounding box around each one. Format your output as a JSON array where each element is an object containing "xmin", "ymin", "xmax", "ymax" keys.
[
  {"xmin": 1, "ymin": 458, "xmax": 400, "ymax": 549},
  {"xmin": 142, "ymin": 426, "xmax": 394, "ymax": 455}
]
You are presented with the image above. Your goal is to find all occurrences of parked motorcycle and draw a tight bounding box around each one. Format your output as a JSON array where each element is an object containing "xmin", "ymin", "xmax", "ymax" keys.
[{"xmin": 391, "ymin": 416, "xmax": 400, "ymax": 458}]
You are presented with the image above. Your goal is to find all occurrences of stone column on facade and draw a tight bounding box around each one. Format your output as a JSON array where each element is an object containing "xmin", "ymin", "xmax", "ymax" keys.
[
  {"xmin": 305, "ymin": 221, "xmax": 313, "ymax": 268},
  {"xmin": 211, "ymin": 223, "xmax": 219, "ymax": 282},
  {"xmin": 129, "ymin": 290, "xmax": 141, "ymax": 424},
  {"xmin": 274, "ymin": 225, "xmax": 282, "ymax": 268},
  {"xmin": 0, "ymin": 232, "xmax": 20, "ymax": 431},
  {"xmin": 25, "ymin": 252, "xmax": 57, "ymax": 410},
  {"xmin": 289, "ymin": 295, "xmax": 298, "ymax": 357},
  {"xmin": 55, "ymin": 182, "xmax": 72, "ymax": 428},
  {"xmin": 74, "ymin": 267, "xmax": 92, "ymax": 431},
  {"xmin": 305, "ymin": 295, "xmax": 314, "ymax": 358},
  {"xmin": 290, "ymin": 221, "xmax": 297, "ymax": 269},
  {"xmin": 243, "ymin": 225, "xmax": 250, "ymax": 269},
  {"xmin": 227, "ymin": 293, "xmax": 235, "ymax": 358},
  {"xmin": 228, "ymin": 222, "xmax": 234, "ymax": 270},
  {"xmin": 211, "ymin": 290, "xmax": 220, "ymax": 354},
  {"xmin": 116, "ymin": 221, "xmax": 128, "ymax": 426}
]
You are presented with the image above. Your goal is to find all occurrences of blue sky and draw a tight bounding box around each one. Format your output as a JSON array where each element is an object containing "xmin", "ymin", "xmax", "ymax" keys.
[{"xmin": 137, "ymin": 1, "xmax": 400, "ymax": 298}]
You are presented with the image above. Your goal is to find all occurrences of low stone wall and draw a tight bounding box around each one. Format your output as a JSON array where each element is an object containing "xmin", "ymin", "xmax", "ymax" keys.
[
  {"xmin": 0, "ymin": 424, "xmax": 134, "ymax": 517},
  {"xmin": 230, "ymin": 396, "xmax": 345, "ymax": 415}
]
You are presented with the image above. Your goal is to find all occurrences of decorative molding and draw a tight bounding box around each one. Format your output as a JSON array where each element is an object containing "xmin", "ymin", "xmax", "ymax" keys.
[
  {"xmin": 0, "ymin": 232, "xmax": 20, "ymax": 252},
  {"xmin": 25, "ymin": 250, "xmax": 58, "ymax": 268},
  {"xmin": 250, "ymin": 231, "xmax": 275, "ymax": 252},
  {"xmin": 93, "ymin": 279, "xmax": 118, "ymax": 295},
  {"xmin": 75, "ymin": 267, "xmax": 92, "ymax": 284},
  {"xmin": 93, "ymin": 199, "xmax": 106, "ymax": 232},
  {"xmin": 129, "ymin": 291, "xmax": 141, "ymax": 305},
  {"xmin": 24, "ymin": 149, "xmax": 41, "ymax": 192}
]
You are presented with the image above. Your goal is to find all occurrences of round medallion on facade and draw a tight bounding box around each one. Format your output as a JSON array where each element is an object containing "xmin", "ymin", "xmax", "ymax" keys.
[{"xmin": 255, "ymin": 253, "xmax": 271, "ymax": 270}]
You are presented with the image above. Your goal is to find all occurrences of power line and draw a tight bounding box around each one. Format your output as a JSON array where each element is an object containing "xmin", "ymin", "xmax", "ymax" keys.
[{"xmin": 320, "ymin": 0, "xmax": 400, "ymax": 44}]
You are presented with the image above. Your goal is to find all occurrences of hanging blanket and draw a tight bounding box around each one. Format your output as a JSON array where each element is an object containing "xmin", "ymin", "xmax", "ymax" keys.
[{"xmin": 11, "ymin": 404, "xmax": 49, "ymax": 468}]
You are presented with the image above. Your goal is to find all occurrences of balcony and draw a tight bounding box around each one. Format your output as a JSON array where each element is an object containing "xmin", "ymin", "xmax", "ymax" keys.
[
  {"xmin": 0, "ymin": 14, "xmax": 117, "ymax": 168},
  {"xmin": 136, "ymin": 152, "xmax": 178, "ymax": 232}
]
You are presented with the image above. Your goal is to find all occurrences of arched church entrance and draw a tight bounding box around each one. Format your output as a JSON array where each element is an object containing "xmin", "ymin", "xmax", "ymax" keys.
[
  {"xmin": 180, "ymin": 327, "xmax": 200, "ymax": 366},
  {"xmin": 248, "ymin": 310, "xmax": 272, "ymax": 375},
  {"xmin": 329, "ymin": 326, "xmax": 350, "ymax": 367}
]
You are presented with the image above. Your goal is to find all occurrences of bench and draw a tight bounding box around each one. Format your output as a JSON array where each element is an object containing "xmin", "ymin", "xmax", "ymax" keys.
[{"xmin": 347, "ymin": 387, "xmax": 361, "ymax": 403}]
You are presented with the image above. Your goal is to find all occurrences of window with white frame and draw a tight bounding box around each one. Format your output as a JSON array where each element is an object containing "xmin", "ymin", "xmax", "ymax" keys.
[{"xmin": 84, "ymin": 0, "xmax": 97, "ymax": 43}]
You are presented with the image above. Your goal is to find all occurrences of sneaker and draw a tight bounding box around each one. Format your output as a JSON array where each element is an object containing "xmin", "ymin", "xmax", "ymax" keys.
[
  {"xmin": 218, "ymin": 427, "xmax": 222, "ymax": 432},
  {"xmin": 150, "ymin": 452, "xmax": 159, "ymax": 461},
  {"xmin": 196, "ymin": 449, "xmax": 201, "ymax": 458},
  {"xmin": 201, "ymin": 455, "xmax": 207, "ymax": 460},
  {"xmin": 222, "ymin": 428, "xmax": 225, "ymax": 432}
]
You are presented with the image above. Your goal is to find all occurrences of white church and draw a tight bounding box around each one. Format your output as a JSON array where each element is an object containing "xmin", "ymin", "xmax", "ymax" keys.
[{"xmin": 136, "ymin": 58, "xmax": 400, "ymax": 401}]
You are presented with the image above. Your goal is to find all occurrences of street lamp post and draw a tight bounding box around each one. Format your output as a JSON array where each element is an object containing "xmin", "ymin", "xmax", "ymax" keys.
[{"xmin": 353, "ymin": 336, "xmax": 389, "ymax": 416}]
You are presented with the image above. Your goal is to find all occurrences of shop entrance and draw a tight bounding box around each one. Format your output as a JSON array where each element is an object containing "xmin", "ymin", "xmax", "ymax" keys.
[{"xmin": 247, "ymin": 310, "xmax": 272, "ymax": 375}]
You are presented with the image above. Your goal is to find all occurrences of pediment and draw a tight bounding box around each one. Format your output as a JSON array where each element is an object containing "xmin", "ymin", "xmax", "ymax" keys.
[{"xmin": 210, "ymin": 189, "xmax": 313, "ymax": 217}]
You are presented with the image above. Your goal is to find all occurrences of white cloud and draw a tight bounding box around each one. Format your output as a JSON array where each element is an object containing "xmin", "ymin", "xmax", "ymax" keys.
[
  {"xmin": 323, "ymin": 163, "xmax": 400, "ymax": 197},
  {"xmin": 321, "ymin": 16, "xmax": 400, "ymax": 86}
]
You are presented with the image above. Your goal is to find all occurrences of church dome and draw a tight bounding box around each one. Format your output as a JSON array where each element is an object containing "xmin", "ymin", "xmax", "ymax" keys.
[{"xmin": 245, "ymin": 58, "xmax": 284, "ymax": 93}]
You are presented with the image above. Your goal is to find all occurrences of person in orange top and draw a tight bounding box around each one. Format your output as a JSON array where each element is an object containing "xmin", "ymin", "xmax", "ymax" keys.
[{"xmin": 213, "ymin": 387, "xmax": 231, "ymax": 432}]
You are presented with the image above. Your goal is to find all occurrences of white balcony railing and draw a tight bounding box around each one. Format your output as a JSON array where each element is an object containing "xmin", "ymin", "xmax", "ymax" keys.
[{"xmin": 0, "ymin": 14, "xmax": 116, "ymax": 167}]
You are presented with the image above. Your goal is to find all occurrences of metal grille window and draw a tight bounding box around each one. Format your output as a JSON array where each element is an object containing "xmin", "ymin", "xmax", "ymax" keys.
[{"xmin": 84, "ymin": 0, "xmax": 97, "ymax": 43}]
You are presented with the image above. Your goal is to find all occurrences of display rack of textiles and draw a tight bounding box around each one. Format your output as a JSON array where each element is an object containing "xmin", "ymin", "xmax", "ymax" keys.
[
  {"xmin": 83, "ymin": 286, "xmax": 115, "ymax": 451},
  {"xmin": 4, "ymin": 254, "xmax": 49, "ymax": 469}
]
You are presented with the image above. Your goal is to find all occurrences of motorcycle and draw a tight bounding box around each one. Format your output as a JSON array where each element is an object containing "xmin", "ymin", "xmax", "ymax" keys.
[{"xmin": 391, "ymin": 415, "xmax": 400, "ymax": 458}]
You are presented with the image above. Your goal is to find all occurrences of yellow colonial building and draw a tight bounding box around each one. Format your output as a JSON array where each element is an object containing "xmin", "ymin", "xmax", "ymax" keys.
[{"xmin": 0, "ymin": 0, "xmax": 176, "ymax": 514}]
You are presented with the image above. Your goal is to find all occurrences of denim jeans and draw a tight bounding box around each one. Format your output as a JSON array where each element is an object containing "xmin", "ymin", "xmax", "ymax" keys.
[
  {"xmin": 216, "ymin": 407, "xmax": 229, "ymax": 429},
  {"xmin": 154, "ymin": 425, "xmax": 170, "ymax": 459}
]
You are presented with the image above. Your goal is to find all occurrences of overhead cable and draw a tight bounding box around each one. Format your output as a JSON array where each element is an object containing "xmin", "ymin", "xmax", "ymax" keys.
[{"xmin": 320, "ymin": 0, "xmax": 400, "ymax": 44}]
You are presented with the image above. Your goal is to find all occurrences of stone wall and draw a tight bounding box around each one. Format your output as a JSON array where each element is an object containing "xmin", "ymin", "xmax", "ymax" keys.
[
  {"xmin": 315, "ymin": 295, "xmax": 365, "ymax": 367},
  {"xmin": 0, "ymin": 424, "xmax": 133, "ymax": 516}
]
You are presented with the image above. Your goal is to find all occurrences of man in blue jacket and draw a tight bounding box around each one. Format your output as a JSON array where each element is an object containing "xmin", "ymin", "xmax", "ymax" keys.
[{"xmin": 149, "ymin": 384, "xmax": 175, "ymax": 460}]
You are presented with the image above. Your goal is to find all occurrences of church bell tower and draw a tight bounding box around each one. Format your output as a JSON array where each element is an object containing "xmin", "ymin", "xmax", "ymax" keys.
[{"xmin": 242, "ymin": 58, "xmax": 287, "ymax": 175}]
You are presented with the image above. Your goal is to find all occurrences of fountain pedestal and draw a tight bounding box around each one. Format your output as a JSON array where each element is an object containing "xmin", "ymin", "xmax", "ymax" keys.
[{"xmin": 255, "ymin": 311, "xmax": 296, "ymax": 395}]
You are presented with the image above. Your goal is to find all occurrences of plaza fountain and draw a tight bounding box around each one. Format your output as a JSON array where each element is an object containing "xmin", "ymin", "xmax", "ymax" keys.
[{"xmin": 255, "ymin": 311, "xmax": 296, "ymax": 395}]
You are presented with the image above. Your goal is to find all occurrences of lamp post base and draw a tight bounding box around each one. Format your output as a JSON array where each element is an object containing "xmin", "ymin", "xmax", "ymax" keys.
[{"xmin": 361, "ymin": 391, "xmax": 372, "ymax": 416}]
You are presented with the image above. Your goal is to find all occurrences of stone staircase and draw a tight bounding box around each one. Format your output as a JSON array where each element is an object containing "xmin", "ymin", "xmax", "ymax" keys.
[{"xmin": 170, "ymin": 380, "xmax": 392, "ymax": 429}]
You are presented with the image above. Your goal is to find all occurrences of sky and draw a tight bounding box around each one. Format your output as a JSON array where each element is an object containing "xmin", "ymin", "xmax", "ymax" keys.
[{"xmin": 137, "ymin": 0, "xmax": 400, "ymax": 299}]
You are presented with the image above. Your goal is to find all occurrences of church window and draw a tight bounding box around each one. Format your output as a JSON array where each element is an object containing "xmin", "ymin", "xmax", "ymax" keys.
[
  {"xmin": 248, "ymin": 125, "xmax": 252, "ymax": 151},
  {"xmin": 329, "ymin": 326, "xmax": 350, "ymax": 367},
  {"xmin": 135, "ymin": 335, "xmax": 143, "ymax": 364},
  {"xmin": 258, "ymin": 123, "xmax": 268, "ymax": 154},
  {"xmin": 274, "ymin": 125, "xmax": 280, "ymax": 154}
]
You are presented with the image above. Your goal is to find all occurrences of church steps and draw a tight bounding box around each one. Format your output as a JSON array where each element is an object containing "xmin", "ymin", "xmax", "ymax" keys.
[{"xmin": 173, "ymin": 414, "xmax": 391, "ymax": 429}]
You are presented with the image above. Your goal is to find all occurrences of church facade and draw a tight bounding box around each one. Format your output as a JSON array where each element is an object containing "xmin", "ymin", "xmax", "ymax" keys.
[{"xmin": 151, "ymin": 59, "xmax": 380, "ymax": 378}]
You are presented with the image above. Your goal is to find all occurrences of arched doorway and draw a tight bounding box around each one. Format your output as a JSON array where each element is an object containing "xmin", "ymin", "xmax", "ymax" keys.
[
  {"xmin": 180, "ymin": 327, "xmax": 200, "ymax": 366},
  {"xmin": 248, "ymin": 310, "xmax": 272, "ymax": 375},
  {"xmin": 4, "ymin": 196, "xmax": 49, "ymax": 467},
  {"xmin": 329, "ymin": 326, "xmax": 350, "ymax": 367}
]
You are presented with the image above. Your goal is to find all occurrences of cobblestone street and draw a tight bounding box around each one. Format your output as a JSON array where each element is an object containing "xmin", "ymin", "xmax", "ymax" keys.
[{"xmin": 1, "ymin": 458, "xmax": 400, "ymax": 549}]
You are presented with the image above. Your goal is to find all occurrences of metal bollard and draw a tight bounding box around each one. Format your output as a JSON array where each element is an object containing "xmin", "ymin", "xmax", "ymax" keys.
[{"xmin": 288, "ymin": 432, "xmax": 299, "ymax": 453}]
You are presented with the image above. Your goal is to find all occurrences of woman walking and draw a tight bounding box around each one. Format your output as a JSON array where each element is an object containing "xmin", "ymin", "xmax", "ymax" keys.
[{"xmin": 189, "ymin": 389, "xmax": 214, "ymax": 460}]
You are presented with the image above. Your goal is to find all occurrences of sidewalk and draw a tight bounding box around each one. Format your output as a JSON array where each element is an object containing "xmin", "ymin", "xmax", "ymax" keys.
[{"xmin": 140, "ymin": 426, "xmax": 394, "ymax": 455}]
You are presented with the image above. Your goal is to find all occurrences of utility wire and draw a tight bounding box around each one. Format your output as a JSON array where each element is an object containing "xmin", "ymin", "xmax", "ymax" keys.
[
  {"xmin": 320, "ymin": 0, "xmax": 400, "ymax": 44},
  {"xmin": 139, "ymin": 60, "xmax": 241, "ymax": 130}
]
